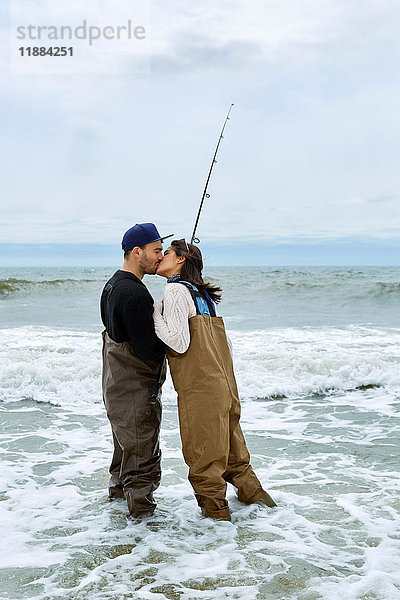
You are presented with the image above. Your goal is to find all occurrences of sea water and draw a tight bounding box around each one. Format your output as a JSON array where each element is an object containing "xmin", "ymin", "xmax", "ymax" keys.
[{"xmin": 0, "ymin": 266, "xmax": 399, "ymax": 600}]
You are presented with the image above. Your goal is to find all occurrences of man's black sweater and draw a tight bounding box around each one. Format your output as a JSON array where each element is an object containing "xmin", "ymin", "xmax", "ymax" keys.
[{"xmin": 100, "ymin": 270, "xmax": 164, "ymax": 361}]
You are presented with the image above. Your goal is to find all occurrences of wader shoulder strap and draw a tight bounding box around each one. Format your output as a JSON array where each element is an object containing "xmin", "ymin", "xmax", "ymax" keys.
[{"xmin": 176, "ymin": 281, "xmax": 216, "ymax": 317}]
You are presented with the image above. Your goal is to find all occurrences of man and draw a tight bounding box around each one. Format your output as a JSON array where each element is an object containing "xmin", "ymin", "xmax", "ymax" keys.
[{"xmin": 100, "ymin": 223, "xmax": 172, "ymax": 518}]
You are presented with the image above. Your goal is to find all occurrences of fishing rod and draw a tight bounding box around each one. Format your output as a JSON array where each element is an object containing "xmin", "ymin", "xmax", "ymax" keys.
[{"xmin": 190, "ymin": 103, "xmax": 234, "ymax": 244}]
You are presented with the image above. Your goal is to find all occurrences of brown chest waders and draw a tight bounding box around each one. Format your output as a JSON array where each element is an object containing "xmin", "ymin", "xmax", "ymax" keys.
[
  {"xmin": 102, "ymin": 331, "xmax": 166, "ymax": 517},
  {"xmin": 167, "ymin": 315, "xmax": 266, "ymax": 520}
]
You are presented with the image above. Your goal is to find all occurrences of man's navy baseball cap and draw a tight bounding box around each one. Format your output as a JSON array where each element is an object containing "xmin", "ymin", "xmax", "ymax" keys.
[{"xmin": 121, "ymin": 223, "xmax": 173, "ymax": 251}]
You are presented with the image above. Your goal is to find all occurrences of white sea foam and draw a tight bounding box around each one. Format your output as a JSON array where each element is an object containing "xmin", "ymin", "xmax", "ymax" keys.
[
  {"xmin": 232, "ymin": 326, "xmax": 400, "ymax": 404},
  {"xmin": 1, "ymin": 325, "xmax": 400, "ymax": 412}
]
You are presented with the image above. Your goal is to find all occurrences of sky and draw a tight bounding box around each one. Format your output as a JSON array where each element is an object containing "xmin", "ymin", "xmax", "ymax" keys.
[{"xmin": 1, "ymin": 0, "xmax": 400, "ymax": 265}]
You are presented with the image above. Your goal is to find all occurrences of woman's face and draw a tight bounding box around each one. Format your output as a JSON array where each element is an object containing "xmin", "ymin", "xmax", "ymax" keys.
[{"xmin": 156, "ymin": 246, "xmax": 185, "ymax": 278}]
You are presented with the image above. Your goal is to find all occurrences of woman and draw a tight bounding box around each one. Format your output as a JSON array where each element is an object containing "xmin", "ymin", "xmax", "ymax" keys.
[{"xmin": 153, "ymin": 239, "xmax": 276, "ymax": 520}]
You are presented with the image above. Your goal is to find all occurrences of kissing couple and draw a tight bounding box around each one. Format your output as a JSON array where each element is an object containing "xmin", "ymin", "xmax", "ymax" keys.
[{"xmin": 101, "ymin": 223, "xmax": 276, "ymax": 520}]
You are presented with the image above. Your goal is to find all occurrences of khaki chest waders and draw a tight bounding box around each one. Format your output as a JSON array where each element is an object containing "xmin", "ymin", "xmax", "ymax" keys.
[
  {"xmin": 102, "ymin": 331, "xmax": 165, "ymax": 516},
  {"xmin": 167, "ymin": 315, "xmax": 265, "ymax": 519}
]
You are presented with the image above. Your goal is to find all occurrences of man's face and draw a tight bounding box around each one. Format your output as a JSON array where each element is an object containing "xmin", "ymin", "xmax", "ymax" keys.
[{"xmin": 139, "ymin": 241, "xmax": 164, "ymax": 275}]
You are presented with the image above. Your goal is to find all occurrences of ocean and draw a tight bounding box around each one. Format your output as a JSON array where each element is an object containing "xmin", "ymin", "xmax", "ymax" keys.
[{"xmin": 1, "ymin": 266, "xmax": 399, "ymax": 600}]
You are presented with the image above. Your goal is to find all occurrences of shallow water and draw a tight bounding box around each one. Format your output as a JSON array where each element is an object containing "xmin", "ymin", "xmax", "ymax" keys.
[
  {"xmin": 2, "ymin": 388, "xmax": 400, "ymax": 600},
  {"xmin": 1, "ymin": 267, "xmax": 400, "ymax": 599}
]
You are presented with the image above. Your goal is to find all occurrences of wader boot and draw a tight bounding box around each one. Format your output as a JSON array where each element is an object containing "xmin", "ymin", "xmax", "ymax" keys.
[
  {"xmin": 102, "ymin": 331, "xmax": 165, "ymax": 517},
  {"xmin": 167, "ymin": 307, "xmax": 275, "ymax": 520},
  {"xmin": 125, "ymin": 490, "xmax": 156, "ymax": 518}
]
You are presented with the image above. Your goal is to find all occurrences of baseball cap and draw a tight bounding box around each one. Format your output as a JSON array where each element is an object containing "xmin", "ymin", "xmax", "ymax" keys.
[{"xmin": 121, "ymin": 223, "xmax": 173, "ymax": 251}]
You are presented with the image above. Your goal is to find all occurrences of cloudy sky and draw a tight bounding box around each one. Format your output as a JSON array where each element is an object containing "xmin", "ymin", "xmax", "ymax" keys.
[{"xmin": 1, "ymin": 0, "xmax": 399, "ymax": 263}]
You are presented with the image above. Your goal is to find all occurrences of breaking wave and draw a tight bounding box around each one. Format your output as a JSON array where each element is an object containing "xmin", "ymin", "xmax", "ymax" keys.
[{"xmin": 0, "ymin": 278, "xmax": 96, "ymax": 296}]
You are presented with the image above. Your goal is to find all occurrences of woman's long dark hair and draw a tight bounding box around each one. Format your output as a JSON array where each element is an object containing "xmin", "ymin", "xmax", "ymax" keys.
[{"xmin": 170, "ymin": 239, "xmax": 222, "ymax": 304}]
